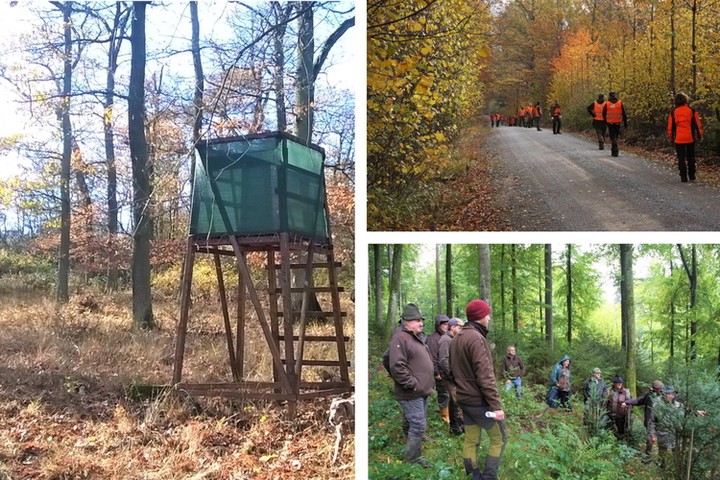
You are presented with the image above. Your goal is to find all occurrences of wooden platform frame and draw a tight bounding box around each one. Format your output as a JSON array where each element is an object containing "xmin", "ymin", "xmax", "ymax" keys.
[{"xmin": 172, "ymin": 232, "xmax": 352, "ymax": 418}]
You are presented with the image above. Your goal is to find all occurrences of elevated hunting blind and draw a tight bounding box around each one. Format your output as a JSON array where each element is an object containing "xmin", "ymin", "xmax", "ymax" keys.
[{"xmin": 173, "ymin": 132, "xmax": 351, "ymax": 418}]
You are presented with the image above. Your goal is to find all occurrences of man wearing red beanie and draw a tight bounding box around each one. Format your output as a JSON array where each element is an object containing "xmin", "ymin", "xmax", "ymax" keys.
[{"xmin": 450, "ymin": 299, "xmax": 507, "ymax": 480}]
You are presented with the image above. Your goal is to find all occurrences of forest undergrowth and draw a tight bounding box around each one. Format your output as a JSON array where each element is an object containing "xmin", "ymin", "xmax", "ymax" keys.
[
  {"xmin": 368, "ymin": 338, "xmax": 663, "ymax": 480},
  {"xmin": 0, "ymin": 289, "xmax": 354, "ymax": 480}
]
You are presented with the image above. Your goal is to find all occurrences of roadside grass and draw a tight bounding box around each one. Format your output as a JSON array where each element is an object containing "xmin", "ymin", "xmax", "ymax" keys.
[
  {"xmin": 0, "ymin": 290, "xmax": 354, "ymax": 480},
  {"xmin": 368, "ymin": 358, "xmax": 660, "ymax": 480}
]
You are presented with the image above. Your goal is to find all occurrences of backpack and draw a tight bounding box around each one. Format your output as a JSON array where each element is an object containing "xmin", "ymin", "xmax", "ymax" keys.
[{"xmin": 382, "ymin": 348, "xmax": 391, "ymax": 375}]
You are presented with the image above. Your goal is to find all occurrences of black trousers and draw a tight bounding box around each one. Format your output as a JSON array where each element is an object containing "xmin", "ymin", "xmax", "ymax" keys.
[
  {"xmin": 675, "ymin": 142, "xmax": 696, "ymax": 181},
  {"xmin": 552, "ymin": 116, "xmax": 561, "ymax": 134}
]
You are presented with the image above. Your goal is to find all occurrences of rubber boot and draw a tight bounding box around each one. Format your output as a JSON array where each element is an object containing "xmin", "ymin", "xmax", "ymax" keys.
[
  {"xmin": 480, "ymin": 455, "xmax": 502, "ymax": 480},
  {"xmin": 611, "ymin": 142, "xmax": 619, "ymax": 157},
  {"xmin": 404, "ymin": 435, "xmax": 428, "ymax": 467},
  {"xmin": 439, "ymin": 406, "xmax": 450, "ymax": 424},
  {"xmin": 599, "ymin": 140, "xmax": 604, "ymax": 150}
]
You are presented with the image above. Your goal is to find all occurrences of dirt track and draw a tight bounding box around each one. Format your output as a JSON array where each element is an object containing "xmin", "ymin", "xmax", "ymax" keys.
[{"xmin": 489, "ymin": 125, "xmax": 720, "ymax": 231}]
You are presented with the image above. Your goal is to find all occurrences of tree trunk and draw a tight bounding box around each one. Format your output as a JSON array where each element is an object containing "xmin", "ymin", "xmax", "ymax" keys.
[
  {"xmin": 386, "ymin": 244, "xmax": 403, "ymax": 340},
  {"xmin": 500, "ymin": 245, "xmax": 506, "ymax": 331},
  {"xmin": 620, "ymin": 244, "xmax": 637, "ymax": 396},
  {"xmin": 190, "ymin": 1, "xmax": 204, "ymax": 146},
  {"xmin": 57, "ymin": 2, "xmax": 73, "ymax": 303},
  {"xmin": 478, "ymin": 244, "xmax": 491, "ymax": 305},
  {"xmin": 272, "ymin": 3, "xmax": 293, "ymax": 132},
  {"xmin": 105, "ymin": 3, "xmax": 128, "ymax": 292},
  {"xmin": 512, "ymin": 245, "xmax": 519, "ymax": 334},
  {"xmin": 620, "ymin": 246, "xmax": 628, "ymax": 351},
  {"xmin": 436, "ymin": 244, "xmax": 442, "ymax": 316},
  {"xmin": 295, "ymin": 2, "xmax": 314, "ymax": 143},
  {"xmin": 373, "ymin": 244, "xmax": 382, "ymax": 326},
  {"xmin": 677, "ymin": 244, "xmax": 698, "ymax": 360},
  {"xmin": 445, "ymin": 244, "xmax": 453, "ymax": 316},
  {"xmin": 538, "ymin": 262, "xmax": 543, "ymax": 336},
  {"xmin": 545, "ymin": 244, "xmax": 553, "ymax": 349},
  {"xmin": 129, "ymin": 1, "xmax": 155, "ymax": 329},
  {"xmin": 566, "ymin": 244, "xmax": 572, "ymax": 346}
]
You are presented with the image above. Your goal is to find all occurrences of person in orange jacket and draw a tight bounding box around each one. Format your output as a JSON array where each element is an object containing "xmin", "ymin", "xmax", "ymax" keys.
[
  {"xmin": 533, "ymin": 102, "xmax": 543, "ymax": 131},
  {"xmin": 668, "ymin": 92, "xmax": 704, "ymax": 182},
  {"xmin": 551, "ymin": 100, "xmax": 562, "ymax": 134},
  {"xmin": 525, "ymin": 105, "xmax": 533, "ymax": 129},
  {"xmin": 587, "ymin": 94, "xmax": 607, "ymax": 150},
  {"xmin": 603, "ymin": 92, "xmax": 627, "ymax": 157}
]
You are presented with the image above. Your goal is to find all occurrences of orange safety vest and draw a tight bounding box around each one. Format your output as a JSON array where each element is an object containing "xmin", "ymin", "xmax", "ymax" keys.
[
  {"xmin": 592, "ymin": 101, "xmax": 605, "ymax": 121},
  {"xmin": 605, "ymin": 100, "xmax": 623, "ymax": 124},
  {"xmin": 552, "ymin": 105, "xmax": 561, "ymax": 116},
  {"xmin": 533, "ymin": 105, "xmax": 541, "ymax": 117},
  {"xmin": 668, "ymin": 105, "xmax": 703, "ymax": 144},
  {"xmin": 525, "ymin": 106, "xmax": 532, "ymax": 115}
]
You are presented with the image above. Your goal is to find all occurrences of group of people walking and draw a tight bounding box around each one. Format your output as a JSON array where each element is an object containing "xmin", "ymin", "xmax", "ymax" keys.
[{"xmin": 492, "ymin": 91, "xmax": 705, "ymax": 182}]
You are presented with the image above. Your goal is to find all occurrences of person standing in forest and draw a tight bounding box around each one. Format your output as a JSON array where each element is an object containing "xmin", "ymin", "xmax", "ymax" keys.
[
  {"xmin": 501, "ymin": 345, "xmax": 525, "ymax": 399},
  {"xmin": 653, "ymin": 385, "xmax": 707, "ymax": 471},
  {"xmin": 450, "ymin": 299, "xmax": 507, "ymax": 480},
  {"xmin": 387, "ymin": 303, "xmax": 435, "ymax": 467},
  {"xmin": 582, "ymin": 367, "xmax": 607, "ymax": 426},
  {"xmin": 668, "ymin": 92, "xmax": 704, "ymax": 182},
  {"xmin": 624, "ymin": 380, "xmax": 665, "ymax": 460},
  {"xmin": 438, "ymin": 317, "xmax": 464, "ymax": 435},
  {"xmin": 603, "ymin": 91, "xmax": 627, "ymax": 157},
  {"xmin": 533, "ymin": 101, "xmax": 543, "ymax": 131},
  {"xmin": 605, "ymin": 376, "xmax": 632, "ymax": 438},
  {"xmin": 427, "ymin": 315, "xmax": 450, "ymax": 424},
  {"xmin": 551, "ymin": 100, "xmax": 562, "ymax": 134},
  {"xmin": 587, "ymin": 93, "xmax": 607, "ymax": 150},
  {"xmin": 548, "ymin": 355, "xmax": 572, "ymax": 410}
]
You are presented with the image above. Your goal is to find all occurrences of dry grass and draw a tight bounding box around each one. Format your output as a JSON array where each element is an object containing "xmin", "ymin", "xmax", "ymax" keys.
[{"xmin": 0, "ymin": 290, "xmax": 354, "ymax": 479}]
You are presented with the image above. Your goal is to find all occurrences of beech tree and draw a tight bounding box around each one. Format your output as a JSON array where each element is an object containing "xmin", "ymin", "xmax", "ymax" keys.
[{"xmin": 128, "ymin": 1, "xmax": 155, "ymax": 330}]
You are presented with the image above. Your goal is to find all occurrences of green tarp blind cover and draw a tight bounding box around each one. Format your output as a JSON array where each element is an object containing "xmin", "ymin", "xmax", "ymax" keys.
[{"xmin": 190, "ymin": 132, "xmax": 328, "ymax": 240}]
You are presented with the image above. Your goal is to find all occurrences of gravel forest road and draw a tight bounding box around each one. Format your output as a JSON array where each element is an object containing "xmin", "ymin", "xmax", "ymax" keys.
[{"xmin": 490, "ymin": 125, "xmax": 720, "ymax": 231}]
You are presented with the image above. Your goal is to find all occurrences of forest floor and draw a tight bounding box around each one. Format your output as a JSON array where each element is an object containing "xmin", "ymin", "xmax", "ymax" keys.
[
  {"xmin": 367, "ymin": 340, "xmax": 665, "ymax": 480},
  {"xmin": 0, "ymin": 289, "xmax": 354, "ymax": 480}
]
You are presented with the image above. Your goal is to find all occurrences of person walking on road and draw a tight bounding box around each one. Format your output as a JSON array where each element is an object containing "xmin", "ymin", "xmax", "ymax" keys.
[
  {"xmin": 551, "ymin": 100, "xmax": 562, "ymax": 134},
  {"xmin": 603, "ymin": 91, "xmax": 627, "ymax": 157},
  {"xmin": 387, "ymin": 303, "xmax": 435, "ymax": 467},
  {"xmin": 451, "ymin": 299, "xmax": 507, "ymax": 480},
  {"xmin": 668, "ymin": 92, "xmax": 704, "ymax": 182},
  {"xmin": 533, "ymin": 101, "xmax": 543, "ymax": 131},
  {"xmin": 587, "ymin": 94, "xmax": 607, "ymax": 150}
]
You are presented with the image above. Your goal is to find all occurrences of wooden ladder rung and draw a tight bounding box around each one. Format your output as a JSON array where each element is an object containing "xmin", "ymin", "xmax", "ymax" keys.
[
  {"xmin": 278, "ymin": 335, "xmax": 350, "ymax": 342},
  {"xmin": 281, "ymin": 359, "xmax": 351, "ymax": 367},
  {"xmin": 274, "ymin": 287, "xmax": 344, "ymax": 293},
  {"xmin": 274, "ymin": 262, "xmax": 341, "ymax": 269},
  {"xmin": 277, "ymin": 311, "xmax": 347, "ymax": 318}
]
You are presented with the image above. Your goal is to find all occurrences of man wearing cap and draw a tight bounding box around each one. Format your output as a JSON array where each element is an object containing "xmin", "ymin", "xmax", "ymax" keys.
[
  {"xmin": 624, "ymin": 380, "xmax": 665, "ymax": 458},
  {"xmin": 604, "ymin": 376, "xmax": 632, "ymax": 438},
  {"xmin": 582, "ymin": 368, "xmax": 607, "ymax": 427},
  {"xmin": 387, "ymin": 303, "xmax": 435, "ymax": 466},
  {"xmin": 501, "ymin": 345, "xmax": 525, "ymax": 399},
  {"xmin": 427, "ymin": 314, "xmax": 451, "ymax": 424},
  {"xmin": 438, "ymin": 318, "xmax": 464, "ymax": 435},
  {"xmin": 451, "ymin": 300, "xmax": 507, "ymax": 480},
  {"xmin": 652, "ymin": 385, "xmax": 707, "ymax": 471}
]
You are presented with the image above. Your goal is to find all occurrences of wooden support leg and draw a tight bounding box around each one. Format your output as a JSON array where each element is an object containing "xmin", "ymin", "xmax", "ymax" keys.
[
  {"xmin": 214, "ymin": 253, "xmax": 239, "ymax": 381},
  {"xmin": 173, "ymin": 238, "xmax": 195, "ymax": 385}
]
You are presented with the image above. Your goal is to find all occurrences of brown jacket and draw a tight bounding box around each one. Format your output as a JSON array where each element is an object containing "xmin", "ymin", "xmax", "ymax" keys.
[
  {"xmin": 501, "ymin": 355, "xmax": 525, "ymax": 379},
  {"xmin": 388, "ymin": 328, "xmax": 434, "ymax": 400},
  {"xmin": 449, "ymin": 322, "xmax": 502, "ymax": 410}
]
